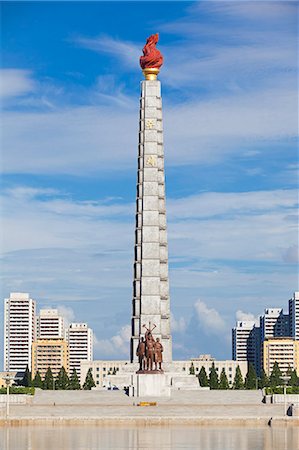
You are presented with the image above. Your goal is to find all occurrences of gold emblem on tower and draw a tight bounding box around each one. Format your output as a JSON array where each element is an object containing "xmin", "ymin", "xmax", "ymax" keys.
[
  {"xmin": 146, "ymin": 155, "xmax": 157, "ymax": 167},
  {"xmin": 145, "ymin": 119, "xmax": 155, "ymax": 129}
]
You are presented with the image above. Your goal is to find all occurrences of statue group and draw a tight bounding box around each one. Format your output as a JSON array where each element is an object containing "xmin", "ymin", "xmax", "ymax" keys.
[{"xmin": 136, "ymin": 324, "xmax": 164, "ymax": 372}]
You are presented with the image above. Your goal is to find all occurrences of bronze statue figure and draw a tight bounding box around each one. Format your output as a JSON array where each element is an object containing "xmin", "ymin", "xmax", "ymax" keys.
[
  {"xmin": 154, "ymin": 337, "xmax": 163, "ymax": 371},
  {"xmin": 136, "ymin": 323, "xmax": 163, "ymax": 373},
  {"xmin": 136, "ymin": 337, "xmax": 146, "ymax": 371}
]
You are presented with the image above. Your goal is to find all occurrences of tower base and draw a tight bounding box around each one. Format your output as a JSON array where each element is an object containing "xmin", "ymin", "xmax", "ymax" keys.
[{"xmin": 132, "ymin": 373, "xmax": 171, "ymax": 397}]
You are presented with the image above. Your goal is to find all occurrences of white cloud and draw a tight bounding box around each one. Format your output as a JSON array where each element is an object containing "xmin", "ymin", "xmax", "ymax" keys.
[
  {"xmin": 94, "ymin": 324, "xmax": 130, "ymax": 358},
  {"xmin": 236, "ymin": 310, "xmax": 259, "ymax": 326},
  {"xmin": 74, "ymin": 35, "xmax": 140, "ymax": 69},
  {"xmin": 0, "ymin": 69, "xmax": 35, "ymax": 98},
  {"xmin": 56, "ymin": 305, "xmax": 76, "ymax": 326},
  {"xmin": 194, "ymin": 299, "xmax": 226, "ymax": 335},
  {"xmin": 1, "ymin": 84, "xmax": 296, "ymax": 175},
  {"xmin": 168, "ymin": 189, "xmax": 298, "ymax": 220},
  {"xmin": 171, "ymin": 313, "xmax": 187, "ymax": 333},
  {"xmin": 282, "ymin": 245, "xmax": 299, "ymax": 264}
]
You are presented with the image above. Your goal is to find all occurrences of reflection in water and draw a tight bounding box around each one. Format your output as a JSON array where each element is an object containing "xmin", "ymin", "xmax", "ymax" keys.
[{"xmin": 1, "ymin": 425, "xmax": 299, "ymax": 450}]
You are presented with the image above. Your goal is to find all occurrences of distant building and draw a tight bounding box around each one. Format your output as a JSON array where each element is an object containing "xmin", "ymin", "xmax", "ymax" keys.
[
  {"xmin": 80, "ymin": 360, "xmax": 125, "ymax": 387},
  {"xmin": 263, "ymin": 337, "xmax": 299, "ymax": 376},
  {"xmin": 289, "ymin": 291, "xmax": 299, "ymax": 340},
  {"xmin": 31, "ymin": 338, "xmax": 69, "ymax": 379},
  {"xmin": 67, "ymin": 323, "xmax": 93, "ymax": 379},
  {"xmin": 232, "ymin": 320, "xmax": 261, "ymax": 374},
  {"xmin": 37, "ymin": 309, "xmax": 65, "ymax": 339},
  {"xmin": 4, "ymin": 292, "xmax": 36, "ymax": 375},
  {"xmin": 232, "ymin": 321, "xmax": 256, "ymax": 361},
  {"xmin": 81, "ymin": 358, "xmax": 248, "ymax": 389},
  {"xmin": 189, "ymin": 358, "xmax": 248, "ymax": 387},
  {"xmin": 260, "ymin": 308, "xmax": 289, "ymax": 341}
]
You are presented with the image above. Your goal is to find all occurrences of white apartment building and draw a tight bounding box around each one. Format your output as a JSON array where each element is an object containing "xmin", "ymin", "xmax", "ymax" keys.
[
  {"xmin": 232, "ymin": 321, "xmax": 256, "ymax": 361},
  {"xmin": 289, "ymin": 291, "xmax": 299, "ymax": 341},
  {"xmin": 67, "ymin": 323, "xmax": 93, "ymax": 378},
  {"xmin": 260, "ymin": 308, "xmax": 289, "ymax": 341},
  {"xmin": 37, "ymin": 308, "xmax": 65, "ymax": 339},
  {"xmin": 4, "ymin": 292, "xmax": 36, "ymax": 374}
]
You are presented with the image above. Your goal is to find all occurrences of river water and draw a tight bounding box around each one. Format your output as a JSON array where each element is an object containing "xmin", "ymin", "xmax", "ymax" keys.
[{"xmin": 1, "ymin": 425, "xmax": 298, "ymax": 450}]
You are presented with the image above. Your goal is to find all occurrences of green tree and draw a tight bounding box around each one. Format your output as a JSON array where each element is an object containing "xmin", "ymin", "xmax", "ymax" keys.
[
  {"xmin": 55, "ymin": 366, "xmax": 69, "ymax": 390},
  {"xmin": 219, "ymin": 368, "xmax": 229, "ymax": 389},
  {"xmin": 43, "ymin": 367, "xmax": 54, "ymax": 390},
  {"xmin": 189, "ymin": 362, "xmax": 195, "ymax": 375},
  {"xmin": 83, "ymin": 368, "xmax": 96, "ymax": 390},
  {"xmin": 244, "ymin": 363, "xmax": 257, "ymax": 390},
  {"xmin": 68, "ymin": 368, "xmax": 81, "ymax": 390},
  {"xmin": 209, "ymin": 363, "xmax": 219, "ymax": 390},
  {"xmin": 32, "ymin": 370, "xmax": 43, "ymax": 388},
  {"xmin": 269, "ymin": 361, "xmax": 283, "ymax": 388},
  {"xmin": 198, "ymin": 366, "xmax": 209, "ymax": 387},
  {"xmin": 233, "ymin": 365, "xmax": 244, "ymax": 389},
  {"xmin": 289, "ymin": 369, "xmax": 299, "ymax": 387},
  {"xmin": 21, "ymin": 365, "xmax": 31, "ymax": 387},
  {"xmin": 258, "ymin": 368, "xmax": 269, "ymax": 389}
]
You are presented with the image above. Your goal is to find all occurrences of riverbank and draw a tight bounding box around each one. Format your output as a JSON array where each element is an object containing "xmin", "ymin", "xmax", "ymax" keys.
[
  {"xmin": 1, "ymin": 416, "xmax": 299, "ymax": 427},
  {"xmin": 0, "ymin": 390, "xmax": 298, "ymax": 427}
]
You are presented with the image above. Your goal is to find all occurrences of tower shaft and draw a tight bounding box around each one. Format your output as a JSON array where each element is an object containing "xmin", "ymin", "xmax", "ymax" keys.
[{"xmin": 131, "ymin": 80, "xmax": 172, "ymax": 363}]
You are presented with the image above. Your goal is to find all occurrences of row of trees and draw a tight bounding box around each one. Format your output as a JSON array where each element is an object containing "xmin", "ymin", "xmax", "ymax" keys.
[
  {"xmin": 21, "ymin": 366, "xmax": 96, "ymax": 390},
  {"xmin": 190, "ymin": 362, "xmax": 299, "ymax": 390}
]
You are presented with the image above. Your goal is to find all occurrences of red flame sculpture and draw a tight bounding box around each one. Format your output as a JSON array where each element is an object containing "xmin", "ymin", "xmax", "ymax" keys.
[{"xmin": 140, "ymin": 33, "xmax": 164, "ymax": 70}]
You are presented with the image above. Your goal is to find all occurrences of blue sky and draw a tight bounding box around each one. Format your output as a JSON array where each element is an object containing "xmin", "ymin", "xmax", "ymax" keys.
[{"xmin": 1, "ymin": 1, "xmax": 298, "ymax": 365}]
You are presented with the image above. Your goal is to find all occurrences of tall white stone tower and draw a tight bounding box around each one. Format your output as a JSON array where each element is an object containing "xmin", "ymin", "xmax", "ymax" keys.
[{"xmin": 131, "ymin": 34, "xmax": 172, "ymax": 363}]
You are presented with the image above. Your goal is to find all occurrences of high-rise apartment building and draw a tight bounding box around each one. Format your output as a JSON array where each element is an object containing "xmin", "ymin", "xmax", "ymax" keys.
[
  {"xmin": 4, "ymin": 292, "xmax": 36, "ymax": 374},
  {"xmin": 232, "ymin": 321, "xmax": 255, "ymax": 361},
  {"xmin": 232, "ymin": 321, "xmax": 260, "ymax": 374},
  {"xmin": 289, "ymin": 291, "xmax": 299, "ymax": 341},
  {"xmin": 37, "ymin": 309, "xmax": 65, "ymax": 339},
  {"xmin": 67, "ymin": 323, "xmax": 93, "ymax": 378},
  {"xmin": 260, "ymin": 308, "xmax": 289, "ymax": 341},
  {"xmin": 31, "ymin": 338, "xmax": 69, "ymax": 379},
  {"xmin": 263, "ymin": 337, "xmax": 299, "ymax": 376}
]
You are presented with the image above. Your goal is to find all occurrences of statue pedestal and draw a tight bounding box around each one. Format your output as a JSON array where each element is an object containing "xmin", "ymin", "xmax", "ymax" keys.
[{"xmin": 132, "ymin": 373, "xmax": 171, "ymax": 397}]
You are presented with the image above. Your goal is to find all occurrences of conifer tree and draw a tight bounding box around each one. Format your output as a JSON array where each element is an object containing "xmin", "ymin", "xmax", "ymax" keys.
[
  {"xmin": 69, "ymin": 368, "xmax": 81, "ymax": 390},
  {"xmin": 198, "ymin": 366, "xmax": 209, "ymax": 387},
  {"xmin": 189, "ymin": 362, "xmax": 195, "ymax": 375},
  {"xmin": 269, "ymin": 361, "xmax": 283, "ymax": 388},
  {"xmin": 209, "ymin": 363, "xmax": 219, "ymax": 390},
  {"xmin": 244, "ymin": 363, "xmax": 257, "ymax": 390},
  {"xmin": 21, "ymin": 365, "xmax": 31, "ymax": 387},
  {"xmin": 32, "ymin": 370, "xmax": 43, "ymax": 388},
  {"xmin": 55, "ymin": 367, "xmax": 69, "ymax": 390},
  {"xmin": 258, "ymin": 368, "xmax": 269, "ymax": 389},
  {"xmin": 289, "ymin": 369, "xmax": 299, "ymax": 387},
  {"xmin": 83, "ymin": 368, "xmax": 96, "ymax": 390},
  {"xmin": 286, "ymin": 365, "xmax": 293, "ymax": 384},
  {"xmin": 219, "ymin": 368, "xmax": 229, "ymax": 389},
  {"xmin": 43, "ymin": 367, "xmax": 54, "ymax": 390},
  {"xmin": 233, "ymin": 365, "xmax": 244, "ymax": 389}
]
